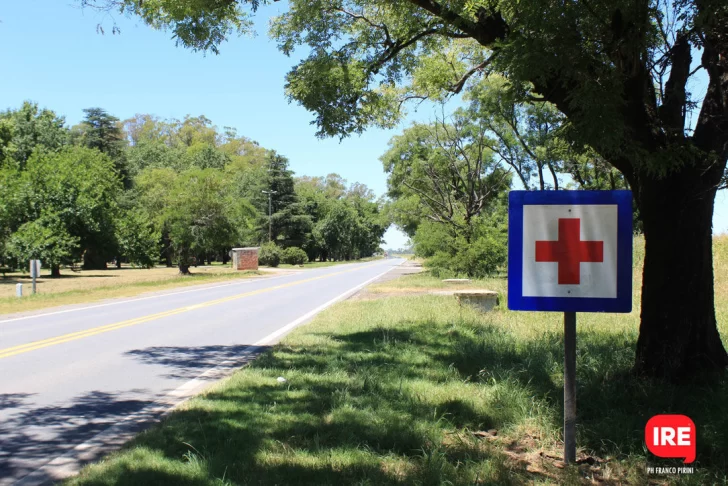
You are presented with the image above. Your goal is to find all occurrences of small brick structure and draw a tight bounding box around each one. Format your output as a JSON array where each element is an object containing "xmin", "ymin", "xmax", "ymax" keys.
[{"xmin": 231, "ymin": 247, "xmax": 259, "ymax": 271}]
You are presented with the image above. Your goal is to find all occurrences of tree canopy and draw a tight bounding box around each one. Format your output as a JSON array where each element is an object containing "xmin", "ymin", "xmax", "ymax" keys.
[
  {"xmin": 89, "ymin": 0, "xmax": 728, "ymax": 379},
  {"xmin": 0, "ymin": 102, "xmax": 388, "ymax": 276}
]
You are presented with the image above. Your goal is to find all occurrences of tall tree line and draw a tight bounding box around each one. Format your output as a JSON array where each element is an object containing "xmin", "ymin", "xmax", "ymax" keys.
[{"xmin": 0, "ymin": 102, "xmax": 387, "ymax": 275}]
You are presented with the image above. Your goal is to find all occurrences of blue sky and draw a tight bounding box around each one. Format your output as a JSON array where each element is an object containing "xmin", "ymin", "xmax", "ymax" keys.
[{"xmin": 1, "ymin": 1, "xmax": 727, "ymax": 245}]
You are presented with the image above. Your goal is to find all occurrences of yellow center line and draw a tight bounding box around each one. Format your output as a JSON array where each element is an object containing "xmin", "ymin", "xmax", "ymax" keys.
[{"xmin": 0, "ymin": 262, "xmax": 380, "ymax": 360}]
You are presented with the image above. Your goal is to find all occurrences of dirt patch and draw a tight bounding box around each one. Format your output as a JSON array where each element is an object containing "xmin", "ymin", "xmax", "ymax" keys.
[
  {"xmin": 465, "ymin": 431, "xmax": 632, "ymax": 485},
  {"xmin": 348, "ymin": 261, "xmax": 425, "ymax": 300}
]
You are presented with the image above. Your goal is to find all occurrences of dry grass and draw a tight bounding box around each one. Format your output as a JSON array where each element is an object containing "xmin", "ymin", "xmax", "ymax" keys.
[{"xmin": 0, "ymin": 264, "xmax": 262, "ymax": 315}]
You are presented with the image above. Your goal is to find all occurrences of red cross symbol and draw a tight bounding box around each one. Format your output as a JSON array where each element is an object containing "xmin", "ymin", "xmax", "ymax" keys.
[{"xmin": 535, "ymin": 218, "xmax": 604, "ymax": 285}]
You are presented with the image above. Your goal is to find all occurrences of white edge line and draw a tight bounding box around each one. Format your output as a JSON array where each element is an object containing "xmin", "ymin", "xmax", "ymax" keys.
[
  {"xmin": 14, "ymin": 260, "xmax": 403, "ymax": 486},
  {"xmin": 0, "ymin": 260, "xmax": 386, "ymax": 325}
]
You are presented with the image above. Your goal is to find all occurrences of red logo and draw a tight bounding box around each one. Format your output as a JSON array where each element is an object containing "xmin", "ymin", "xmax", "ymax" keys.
[{"xmin": 645, "ymin": 415, "xmax": 696, "ymax": 464}]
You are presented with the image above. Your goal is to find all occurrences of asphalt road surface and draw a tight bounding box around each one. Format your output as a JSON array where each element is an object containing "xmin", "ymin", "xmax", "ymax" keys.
[{"xmin": 0, "ymin": 258, "xmax": 403, "ymax": 485}]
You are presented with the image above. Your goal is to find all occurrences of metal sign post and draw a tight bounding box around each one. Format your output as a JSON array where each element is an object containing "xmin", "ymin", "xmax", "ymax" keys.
[
  {"xmin": 30, "ymin": 260, "xmax": 41, "ymax": 294},
  {"xmin": 507, "ymin": 190, "xmax": 633, "ymax": 465},
  {"xmin": 563, "ymin": 311, "xmax": 577, "ymax": 464}
]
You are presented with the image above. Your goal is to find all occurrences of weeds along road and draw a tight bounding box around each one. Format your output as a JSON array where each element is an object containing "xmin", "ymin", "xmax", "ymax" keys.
[{"xmin": 0, "ymin": 258, "xmax": 403, "ymax": 486}]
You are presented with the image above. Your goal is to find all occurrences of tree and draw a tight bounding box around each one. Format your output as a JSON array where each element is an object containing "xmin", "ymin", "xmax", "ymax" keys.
[
  {"xmin": 260, "ymin": 153, "xmax": 312, "ymax": 248},
  {"xmin": 296, "ymin": 174, "xmax": 387, "ymax": 261},
  {"xmin": 7, "ymin": 214, "xmax": 80, "ymax": 277},
  {"xmin": 115, "ymin": 209, "xmax": 161, "ymax": 268},
  {"xmin": 0, "ymin": 166, "xmax": 26, "ymax": 266},
  {"xmin": 22, "ymin": 146, "xmax": 122, "ymax": 274},
  {"xmin": 74, "ymin": 108, "xmax": 130, "ymax": 187},
  {"xmin": 0, "ymin": 102, "xmax": 68, "ymax": 169},
  {"xmin": 383, "ymin": 114, "xmax": 510, "ymax": 276},
  {"xmin": 414, "ymin": 201, "xmax": 508, "ymax": 278},
  {"xmin": 136, "ymin": 168, "xmax": 252, "ymax": 274},
  {"xmin": 382, "ymin": 115, "xmax": 511, "ymax": 243},
  {"xmin": 101, "ymin": 0, "xmax": 728, "ymax": 378}
]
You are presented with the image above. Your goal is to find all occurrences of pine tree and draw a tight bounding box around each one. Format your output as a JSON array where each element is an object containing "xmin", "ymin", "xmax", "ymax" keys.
[
  {"xmin": 261, "ymin": 153, "xmax": 312, "ymax": 248},
  {"xmin": 78, "ymin": 108, "xmax": 130, "ymax": 187}
]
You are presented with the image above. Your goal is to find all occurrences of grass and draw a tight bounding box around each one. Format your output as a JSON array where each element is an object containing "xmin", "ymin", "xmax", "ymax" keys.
[
  {"xmin": 0, "ymin": 266, "xmax": 261, "ymax": 315},
  {"xmin": 66, "ymin": 236, "xmax": 728, "ymax": 485}
]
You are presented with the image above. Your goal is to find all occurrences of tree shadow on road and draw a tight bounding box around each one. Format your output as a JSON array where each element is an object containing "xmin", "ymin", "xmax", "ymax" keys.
[
  {"xmin": 0, "ymin": 390, "xmax": 155, "ymax": 483},
  {"xmin": 125, "ymin": 344, "xmax": 267, "ymax": 380}
]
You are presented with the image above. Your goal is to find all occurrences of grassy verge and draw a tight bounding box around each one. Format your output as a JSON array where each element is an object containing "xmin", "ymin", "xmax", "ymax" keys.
[
  {"xmin": 66, "ymin": 238, "xmax": 728, "ymax": 485},
  {"xmin": 0, "ymin": 270, "xmax": 260, "ymax": 316}
]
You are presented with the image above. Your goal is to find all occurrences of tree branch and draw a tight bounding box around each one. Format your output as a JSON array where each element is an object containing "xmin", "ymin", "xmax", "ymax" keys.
[
  {"xmin": 406, "ymin": 0, "xmax": 508, "ymax": 47},
  {"xmin": 449, "ymin": 57, "xmax": 494, "ymax": 94},
  {"xmin": 658, "ymin": 32, "xmax": 691, "ymax": 137}
]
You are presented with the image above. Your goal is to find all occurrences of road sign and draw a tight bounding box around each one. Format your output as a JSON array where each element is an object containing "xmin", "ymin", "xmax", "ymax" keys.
[
  {"xmin": 30, "ymin": 260, "xmax": 41, "ymax": 294},
  {"xmin": 508, "ymin": 190, "xmax": 633, "ymax": 313},
  {"xmin": 29, "ymin": 260, "xmax": 41, "ymax": 278},
  {"xmin": 507, "ymin": 189, "xmax": 633, "ymax": 464}
]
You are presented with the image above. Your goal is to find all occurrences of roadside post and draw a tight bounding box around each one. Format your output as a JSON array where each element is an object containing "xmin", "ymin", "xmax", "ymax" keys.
[
  {"xmin": 16, "ymin": 283, "xmax": 23, "ymax": 298},
  {"xmin": 507, "ymin": 190, "xmax": 633, "ymax": 464},
  {"xmin": 30, "ymin": 259, "xmax": 41, "ymax": 294}
]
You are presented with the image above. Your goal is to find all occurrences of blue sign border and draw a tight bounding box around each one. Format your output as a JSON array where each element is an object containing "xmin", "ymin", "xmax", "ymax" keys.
[{"xmin": 508, "ymin": 190, "xmax": 633, "ymax": 313}]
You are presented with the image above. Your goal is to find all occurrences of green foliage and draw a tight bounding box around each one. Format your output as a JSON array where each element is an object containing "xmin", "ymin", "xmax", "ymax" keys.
[
  {"xmin": 382, "ymin": 113, "xmax": 510, "ymax": 277},
  {"xmin": 22, "ymin": 146, "xmax": 122, "ymax": 270},
  {"xmin": 261, "ymin": 153, "xmax": 313, "ymax": 248},
  {"xmin": 258, "ymin": 242, "xmax": 281, "ymax": 267},
  {"xmin": 416, "ymin": 202, "xmax": 508, "ymax": 278},
  {"xmin": 295, "ymin": 174, "xmax": 387, "ymax": 262},
  {"xmin": 281, "ymin": 246, "xmax": 308, "ymax": 265},
  {"xmin": 7, "ymin": 213, "xmax": 79, "ymax": 270},
  {"xmin": 0, "ymin": 101, "xmax": 385, "ymax": 273},
  {"xmin": 0, "ymin": 101, "xmax": 68, "ymax": 169},
  {"xmin": 73, "ymin": 108, "xmax": 130, "ymax": 186},
  {"xmin": 137, "ymin": 168, "xmax": 241, "ymax": 270},
  {"xmin": 115, "ymin": 210, "xmax": 160, "ymax": 268},
  {"xmin": 105, "ymin": 0, "xmax": 255, "ymax": 54}
]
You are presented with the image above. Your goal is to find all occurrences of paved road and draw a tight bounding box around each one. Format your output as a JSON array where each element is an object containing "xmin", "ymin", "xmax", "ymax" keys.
[{"xmin": 0, "ymin": 258, "xmax": 403, "ymax": 485}]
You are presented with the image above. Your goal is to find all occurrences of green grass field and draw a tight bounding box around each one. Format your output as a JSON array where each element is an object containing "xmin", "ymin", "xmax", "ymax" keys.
[{"xmin": 66, "ymin": 237, "xmax": 728, "ymax": 485}]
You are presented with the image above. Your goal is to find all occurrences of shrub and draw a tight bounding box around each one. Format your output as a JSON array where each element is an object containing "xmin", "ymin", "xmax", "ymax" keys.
[
  {"xmin": 258, "ymin": 242, "xmax": 282, "ymax": 267},
  {"xmin": 282, "ymin": 247, "xmax": 309, "ymax": 265},
  {"xmin": 416, "ymin": 205, "xmax": 508, "ymax": 278}
]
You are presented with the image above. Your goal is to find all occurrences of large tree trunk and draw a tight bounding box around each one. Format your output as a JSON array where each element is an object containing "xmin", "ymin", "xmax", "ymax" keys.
[
  {"xmin": 634, "ymin": 166, "xmax": 728, "ymax": 379},
  {"xmin": 82, "ymin": 247, "xmax": 107, "ymax": 270},
  {"xmin": 51, "ymin": 265, "xmax": 61, "ymax": 278},
  {"xmin": 162, "ymin": 232, "xmax": 174, "ymax": 267},
  {"xmin": 178, "ymin": 263, "xmax": 191, "ymax": 275}
]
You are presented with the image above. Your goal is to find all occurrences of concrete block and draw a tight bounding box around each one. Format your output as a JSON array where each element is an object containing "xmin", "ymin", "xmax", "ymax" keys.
[{"xmin": 454, "ymin": 290, "xmax": 499, "ymax": 312}]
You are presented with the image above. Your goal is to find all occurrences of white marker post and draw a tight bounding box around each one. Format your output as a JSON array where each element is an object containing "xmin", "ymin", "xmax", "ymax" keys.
[{"xmin": 30, "ymin": 259, "xmax": 41, "ymax": 295}]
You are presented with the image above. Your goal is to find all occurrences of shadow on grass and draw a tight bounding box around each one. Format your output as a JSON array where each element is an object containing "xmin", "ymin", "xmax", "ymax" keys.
[
  {"xmin": 67, "ymin": 308, "xmax": 728, "ymax": 485},
  {"xmin": 427, "ymin": 322, "xmax": 728, "ymax": 472}
]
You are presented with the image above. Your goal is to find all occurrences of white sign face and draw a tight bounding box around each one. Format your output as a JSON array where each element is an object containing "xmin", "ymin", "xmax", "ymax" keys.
[{"xmin": 522, "ymin": 205, "xmax": 618, "ymax": 298}]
